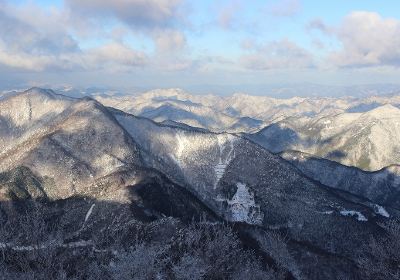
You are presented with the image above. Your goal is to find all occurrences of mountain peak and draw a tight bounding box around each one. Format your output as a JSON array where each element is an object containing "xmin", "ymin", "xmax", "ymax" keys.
[
  {"xmin": 0, "ymin": 87, "xmax": 77, "ymax": 105},
  {"xmin": 142, "ymin": 88, "xmax": 190, "ymax": 100},
  {"xmin": 23, "ymin": 87, "xmax": 57, "ymax": 99}
]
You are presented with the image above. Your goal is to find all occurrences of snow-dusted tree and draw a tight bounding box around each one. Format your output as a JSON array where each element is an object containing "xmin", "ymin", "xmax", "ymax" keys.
[
  {"xmin": 172, "ymin": 253, "xmax": 209, "ymax": 280},
  {"xmin": 252, "ymin": 229, "xmax": 302, "ymax": 279},
  {"xmin": 232, "ymin": 258, "xmax": 277, "ymax": 280},
  {"xmin": 109, "ymin": 243, "xmax": 168, "ymax": 280}
]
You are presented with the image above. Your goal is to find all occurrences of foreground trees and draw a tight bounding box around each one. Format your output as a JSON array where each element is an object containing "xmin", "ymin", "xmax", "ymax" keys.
[
  {"xmin": 1, "ymin": 201, "xmax": 399, "ymax": 279},
  {"xmin": 0, "ymin": 203, "xmax": 288, "ymax": 279}
]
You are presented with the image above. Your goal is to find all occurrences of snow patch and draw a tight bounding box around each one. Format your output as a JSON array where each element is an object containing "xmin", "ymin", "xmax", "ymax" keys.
[
  {"xmin": 213, "ymin": 134, "xmax": 236, "ymax": 188},
  {"xmin": 340, "ymin": 210, "xmax": 368, "ymax": 222},
  {"xmin": 217, "ymin": 183, "xmax": 263, "ymax": 225},
  {"xmin": 84, "ymin": 204, "xmax": 96, "ymax": 223},
  {"xmin": 214, "ymin": 161, "xmax": 227, "ymax": 182},
  {"xmin": 373, "ymin": 204, "xmax": 390, "ymax": 218}
]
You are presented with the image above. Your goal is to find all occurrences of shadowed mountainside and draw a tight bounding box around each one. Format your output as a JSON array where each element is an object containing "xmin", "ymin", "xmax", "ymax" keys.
[{"xmin": 281, "ymin": 151, "xmax": 400, "ymax": 210}]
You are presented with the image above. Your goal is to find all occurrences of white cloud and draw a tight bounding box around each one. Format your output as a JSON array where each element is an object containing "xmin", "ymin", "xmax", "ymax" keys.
[
  {"xmin": 322, "ymin": 12, "xmax": 400, "ymax": 68},
  {"xmin": 240, "ymin": 39, "xmax": 314, "ymax": 70}
]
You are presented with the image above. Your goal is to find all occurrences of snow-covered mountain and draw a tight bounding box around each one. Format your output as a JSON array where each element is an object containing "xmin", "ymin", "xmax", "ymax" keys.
[
  {"xmin": 91, "ymin": 87, "xmax": 400, "ymax": 132},
  {"xmin": 0, "ymin": 88, "xmax": 393, "ymax": 279},
  {"xmin": 249, "ymin": 104, "xmax": 400, "ymax": 171},
  {"xmin": 0, "ymin": 88, "xmax": 146, "ymax": 201},
  {"xmin": 50, "ymin": 86, "xmax": 400, "ymax": 172},
  {"xmin": 94, "ymin": 89, "xmax": 267, "ymax": 133},
  {"xmin": 94, "ymin": 88, "xmax": 341, "ymax": 132}
]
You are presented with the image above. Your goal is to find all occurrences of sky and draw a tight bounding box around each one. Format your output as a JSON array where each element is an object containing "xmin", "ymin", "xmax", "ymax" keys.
[{"xmin": 1, "ymin": 0, "xmax": 400, "ymax": 94}]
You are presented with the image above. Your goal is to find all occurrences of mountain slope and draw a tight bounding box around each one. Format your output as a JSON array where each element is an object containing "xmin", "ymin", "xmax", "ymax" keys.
[
  {"xmin": 0, "ymin": 88, "xmax": 144, "ymax": 200},
  {"xmin": 112, "ymin": 109, "xmax": 387, "ymax": 260},
  {"xmin": 0, "ymin": 88, "xmax": 219, "ymax": 225},
  {"xmin": 249, "ymin": 104, "xmax": 400, "ymax": 171},
  {"xmin": 281, "ymin": 151, "xmax": 400, "ymax": 210}
]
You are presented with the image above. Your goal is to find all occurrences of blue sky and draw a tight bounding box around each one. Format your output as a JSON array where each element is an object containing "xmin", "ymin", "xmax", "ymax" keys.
[{"xmin": 1, "ymin": 0, "xmax": 400, "ymax": 93}]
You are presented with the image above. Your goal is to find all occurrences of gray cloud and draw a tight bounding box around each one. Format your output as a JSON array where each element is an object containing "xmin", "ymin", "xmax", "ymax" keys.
[
  {"xmin": 240, "ymin": 39, "xmax": 314, "ymax": 70},
  {"xmin": 65, "ymin": 0, "xmax": 190, "ymax": 71},
  {"xmin": 82, "ymin": 42, "xmax": 147, "ymax": 70},
  {"xmin": 0, "ymin": 4, "xmax": 79, "ymax": 71},
  {"xmin": 153, "ymin": 29, "xmax": 186, "ymax": 52},
  {"xmin": 66, "ymin": 0, "xmax": 183, "ymax": 29},
  {"xmin": 217, "ymin": 0, "xmax": 242, "ymax": 29},
  {"xmin": 306, "ymin": 18, "xmax": 331, "ymax": 34},
  {"xmin": 0, "ymin": 8, "xmax": 78, "ymax": 55},
  {"xmin": 0, "ymin": 2, "xmax": 148, "ymax": 71},
  {"xmin": 268, "ymin": 0, "xmax": 301, "ymax": 17}
]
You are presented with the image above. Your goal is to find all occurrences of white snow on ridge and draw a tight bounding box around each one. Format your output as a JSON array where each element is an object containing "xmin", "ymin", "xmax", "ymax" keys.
[{"xmin": 340, "ymin": 210, "xmax": 368, "ymax": 222}]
